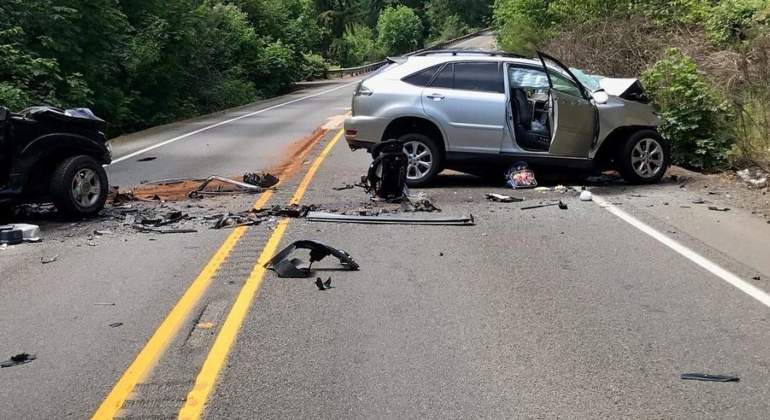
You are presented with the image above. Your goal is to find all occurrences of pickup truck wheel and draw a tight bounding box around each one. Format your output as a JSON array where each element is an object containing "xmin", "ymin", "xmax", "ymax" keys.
[
  {"xmin": 50, "ymin": 155, "xmax": 108, "ymax": 218},
  {"xmin": 398, "ymin": 133, "xmax": 441, "ymax": 187},
  {"xmin": 617, "ymin": 130, "xmax": 670, "ymax": 184}
]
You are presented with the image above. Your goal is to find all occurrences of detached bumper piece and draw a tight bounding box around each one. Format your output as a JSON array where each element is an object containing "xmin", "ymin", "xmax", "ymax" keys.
[
  {"xmin": 306, "ymin": 211, "xmax": 475, "ymax": 226},
  {"xmin": 265, "ymin": 240, "xmax": 360, "ymax": 278}
]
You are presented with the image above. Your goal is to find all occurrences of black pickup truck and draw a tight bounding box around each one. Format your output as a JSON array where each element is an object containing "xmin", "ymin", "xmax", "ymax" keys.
[{"xmin": 0, "ymin": 106, "xmax": 111, "ymax": 218}]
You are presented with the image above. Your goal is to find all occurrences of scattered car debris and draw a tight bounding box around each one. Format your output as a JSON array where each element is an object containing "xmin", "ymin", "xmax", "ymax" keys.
[
  {"xmin": 680, "ymin": 373, "xmax": 739, "ymax": 382},
  {"xmin": 306, "ymin": 211, "xmax": 475, "ymax": 226},
  {"xmin": 40, "ymin": 254, "xmax": 59, "ymax": 264},
  {"xmin": 323, "ymin": 277, "xmax": 332, "ymax": 288},
  {"xmin": 737, "ymin": 168, "xmax": 768, "ymax": 189},
  {"xmin": 132, "ymin": 225, "xmax": 197, "ymax": 234},
  {"xmin": 404, "ymin": 193, "xmax": 441, "ymax": 212},
  {"xmin": 94, "ymin": 302, "xmax": 116, "ymax": 306},
  {"xmin": 505, "ymin": 162, "xmax": 537, "ymax": 189},
  {"xmin": 211, "ymin": 205, "xmax": 316, "ymax": 229},
  {"xmin": 708, "ymin": 206, "xmax": 730, "ymax": 212},
  {"xmin": 752, "ymin": 275, "xmax": 761, "ymax": 281},
  {"xmin": 333, "ymin": 184, "xmax": 356, "ymax": 191},
  {"xmin": 137, "ymin": 156, "xmax": 157, "ymax": 162},
  {"xmin": 0, "ymin": 225, "xmax": 23, "ymax": 245},
  {"xmin": 93, "ymin": 230, "xmax": 112, "ymax": 236},
  {"xmin": 521, "ymin": 201, "xmax": 567, "ymax": 210},
  {"xmin": 692, "ymin": 198, "xmax": 707, "ymax": 204},
  {"xmin": 109, "ymin": 322, "xmax": 123, "ymax": 328},
  {"xmin": 243, "ymin": 172, "xmax": 279, "ymax": 188},
  {"xmin": 533, "ymin": 187, "xmax": 551, "ymax": 192},
  {"xmin": 1, "ymin": 353, "xmax": 36, "ymax": 368},
  {"xmin": 8, "ymin": 224, "xmax": 41, "ymax": 242},
  {"xmin": 315, "ymin": 277, "xmax": 326, "ymax": 291},
  {"xmin": 265, "ymin": 240, "xmax": 359, "ymax": 278},
  {"xmin": 485, "ymin": 193, "xmax": 523, "ymax": 203},
  {"xmin": 189, "ymin": 176, "xmax": 263, "ymax": 198},
  {"xmin": 364, "ymin": 139, "xmax": 408, "ymax": 201},
  {"xmin": 579, "ymin": 190, "xmax": 593, "ymax": 202}
]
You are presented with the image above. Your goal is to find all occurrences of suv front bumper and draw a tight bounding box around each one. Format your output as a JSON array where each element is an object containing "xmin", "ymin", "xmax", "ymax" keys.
[{"xmin": 343, "ymin": 116, "xmax": 388, "ymax": 152}]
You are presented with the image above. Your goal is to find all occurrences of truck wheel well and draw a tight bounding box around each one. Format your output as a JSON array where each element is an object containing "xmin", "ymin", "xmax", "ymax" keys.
[
  {"xmin": 594, "ymin": 126, "xmax": 657, "ymax": 169},
  {"xmin": 382, "ymin": 117, "xmax": 445, "ymax": 157}
]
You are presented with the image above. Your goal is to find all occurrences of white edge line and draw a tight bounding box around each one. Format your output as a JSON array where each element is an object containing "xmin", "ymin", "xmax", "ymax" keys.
[
  {"xmin": 109, "ymin": 81, "xmax": 358, "ymax": 165},
  {"xmin": 592, "ymin": 193, "xmax": 770, "ymax": 308}
]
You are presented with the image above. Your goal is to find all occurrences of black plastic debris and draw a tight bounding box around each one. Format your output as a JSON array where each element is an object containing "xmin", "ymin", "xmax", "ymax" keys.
[
  {"xmin": 333, "ymin": 184, "xmax": 355, "ymax": 191},
  {"xmin": 324, "ymin": 277, "xmax": 332, "ymax": 289},
  {"xmin": 265, "ymin": 240, "xmax": 359, "ymax": 278},
  {"xmin": 132, "ymin": 225, "xmax": 197, "ymax": 234},
  {"xmin": 0, "ymin": 225, "xmax": 23, "ymax": 245},
  {"xmin": 243, "ymin": 172, "xmax": 279, "ymax": 188},
  {"xmin": 521, "ymin": 200, "xmax": 567, "ymax": 210},
  {"xmin": 306, "ymin": 211, "xmax": 474, "ymax": 226},
  {"xmin": 1, "ymin": 353, "xmax": 36, "ymax": 368},
  {"xmin": 137, "ymin": 156, "xmax": 157, "ymax": 162},
  {"xmin": 109, "ymin": 322, "xmax": 123, "ymax": 328},
  {"xmin": 681, "ymin": 373, "xmax": 739, "ymax": 382},
  {"xmin": 315, "ymin": 277, "xmax": 326, "ymax": 290},
  {"xmin": 708, "ymin": 206, "xmax": 730, "ymax": 212},
  {"xmin": 752, "ymin": 275, "xmax": 761, "ymax": 281},
  {"xmin": 365, "ymin": 139, "xmax": 407, "ymax": 201},
  {"xmin": 485, "ymin": 193, "xmax": 523, "ymax": 203},
  {"xmin": 558, "ymin": 201, "xmax": 568, "ymax": 210},
  {"xmin": 404, "ymin": 194, "xmax": 441, "ymax": 212}
]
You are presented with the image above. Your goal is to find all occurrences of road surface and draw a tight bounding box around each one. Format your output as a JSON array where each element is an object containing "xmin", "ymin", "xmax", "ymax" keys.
[{"xmin": 2, "ymin": 33, "xmax": 770, "ymax": 419}]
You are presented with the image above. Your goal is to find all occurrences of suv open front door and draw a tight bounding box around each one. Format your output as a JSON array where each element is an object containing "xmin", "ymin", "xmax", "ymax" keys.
[{"xmin": 537, "ymin": 52, "xmax": 598, "ymax": 158}]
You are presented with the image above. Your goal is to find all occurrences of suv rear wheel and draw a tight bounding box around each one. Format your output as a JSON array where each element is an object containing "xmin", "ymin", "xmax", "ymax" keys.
[
  {"xmin": 617, "ymin": 130, "xmax": 670, "ymax": 184},
  {"xmin": 398, "ymin": 133, "xmax": 441, "ymax": 187},
  {"xmin": 50, "ymin": 155, "xmax": 108, "ymax": 218}
]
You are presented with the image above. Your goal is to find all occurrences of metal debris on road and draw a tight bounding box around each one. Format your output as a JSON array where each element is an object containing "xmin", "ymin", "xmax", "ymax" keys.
[
  {"xmin": 211, "ymin": 205, "xmax": 317, "ymax": 229},
  {"xmin": 404, "ymin": 193, "xmax": 441, "ymax": 212},
  {"xmin": 132, "ymin": 225, "xmax": 197, "ymax": 234},
  {"xmin": 708, "ymin": 206, "xmax": 730, "ymax": 212},
  {"xmin": 332, "ymin": 184, "xmax": 355, "ymax": 191},
  {"xmin": 521, "ymin": 201, "xmax": 567, "ymax": 210},
  {"xmin": 0, "ymin": 225, "xmax": 23, "ymax": 245},
  {"xmin": 315, "ymin": 277, "xmax": 326, "ymax": 291},
  {"xmin": 189, "ymin": 176, "xmax": 263, "ymax": 198},
  {"xmin": 243, "ymin": 172, "xmax": 279, "ymax": 188},
  {"xmin": 40, "ymin": 254, "xmax": 59, "ymax": 264},
  {"xmin": 323, "ymin": 277, "xmax": 332, "ymax": 289},
  {"xmin": 1, "ymin": 353, "xmax": 36, "ymax": 368},
  {"xmin": 265, "ymin": 240, "xmax": 359, "ymax": 278},
  {"xmin": 109, "ymin": 322, "xmax": 123, "ymax": 328},
  {"xmin": 485, "ymin": 193, "xmax": 523, "ymax": 203},
  {"xmin": 94, "ymin": 302, "xmax": 116, "ymax": 306},
  {"xmin": 692, "ymin": 198, "xmax": 707, "ymax": 204},
  {"xmin": 136, "ymin": 156, "xmax": 157, "ymax": 162},
  {"xmin": 306, "ymin": 211, "xmax": 475, "ymax": 226},
  {"xmin": 680, "ymin": 373, "xmax": 739, "ymax": 382}
]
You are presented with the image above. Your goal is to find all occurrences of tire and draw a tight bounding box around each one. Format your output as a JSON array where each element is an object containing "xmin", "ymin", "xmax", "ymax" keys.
[
  {"xmin": 398, "ymin": 133, "xmax": 442, "ymax": 187},
  {"xmin": 616, "ymin": 129, "xmax": 670, "ymax": 184},
  {"xmin": 50, "ymin": 155, "xmax": 109, "ymax": 218}
]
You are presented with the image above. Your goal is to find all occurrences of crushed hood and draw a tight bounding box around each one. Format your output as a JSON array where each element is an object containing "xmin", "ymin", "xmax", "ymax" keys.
[{"xmin": 599, "ymin": 78, "xmax": 648, "ymax": 102}]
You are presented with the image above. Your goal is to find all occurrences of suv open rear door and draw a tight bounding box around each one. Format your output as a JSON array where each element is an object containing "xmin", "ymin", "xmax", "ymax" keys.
[{"xmin": 536, "ymin": 52, "xmax": 598, "ymax": 158}]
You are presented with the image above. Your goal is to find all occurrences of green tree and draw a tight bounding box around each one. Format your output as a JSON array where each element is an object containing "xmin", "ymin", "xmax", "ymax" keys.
[{"xmin": 377, "ymin": 5, "xmax": 424, "ymax": 55}]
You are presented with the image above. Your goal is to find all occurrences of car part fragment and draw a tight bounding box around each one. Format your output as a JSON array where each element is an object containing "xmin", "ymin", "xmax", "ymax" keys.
[
  {"xmin": 189, "ymin": 176, "xmax": 263, "ymax": 197},
  {"xmin": 306, "ymin": 211, "xmax": 474, "ymax": 226},
  {"xmin": 680, "ymin": 373, "xmax": 739, "ymax": 382},
  {"xmin": 265, "ymin": 240, "xmax": 359, "ymax": 278}
]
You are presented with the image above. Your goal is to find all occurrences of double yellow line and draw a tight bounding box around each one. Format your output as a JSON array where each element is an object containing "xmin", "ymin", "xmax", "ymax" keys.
[{"xmin": 92, "ymin": 129, "xmax": 344, "ymax": 419}]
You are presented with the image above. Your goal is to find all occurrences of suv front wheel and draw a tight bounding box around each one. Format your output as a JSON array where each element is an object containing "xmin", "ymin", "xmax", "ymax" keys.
[
  {"xmin": 398, "ymin": 133, "xmax": 441, "ymax": 187},
  {"xmin": 617, "ymin": 130, "xmax": 670, "ymax": 184},
  {"xmin": 50, "ymin": 155, "xmax": 109, "ymax": 218}
]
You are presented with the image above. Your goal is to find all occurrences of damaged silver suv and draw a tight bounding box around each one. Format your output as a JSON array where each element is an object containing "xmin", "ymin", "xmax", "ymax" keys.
[{"xmin": 344, "ymin": 50, "xmax": 669, "ymax": 186}]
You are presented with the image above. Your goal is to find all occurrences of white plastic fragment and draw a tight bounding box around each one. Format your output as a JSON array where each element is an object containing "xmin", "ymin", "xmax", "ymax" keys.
[{"xmin": 580, "ymin": 190, "xmax": 593, "ymax": 202}]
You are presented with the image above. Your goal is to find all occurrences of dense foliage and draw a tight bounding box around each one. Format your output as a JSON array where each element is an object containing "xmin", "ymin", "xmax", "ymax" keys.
[
  {"xmin": 1, "ymin": 0, "xmax": 492, "ymax": 136},
  {"xmin": 493, "ymin": 0, "xmax": 770, "ymax": 170}
]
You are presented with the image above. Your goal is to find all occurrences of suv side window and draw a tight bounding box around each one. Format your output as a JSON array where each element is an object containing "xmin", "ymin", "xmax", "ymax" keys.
[
  {"xmin": 454, "ymin": 62, "xmax": 503, "ymax": 93},
  {"xmin": 402, "ymin": 65, "xmax": 442, "ymax": 87},
  {"xmin": 509, "ymin": 66, "xmax": 549, "ymax": 89},
  {"xmin": 430, "ymin": 63, "xmax": 454, "ymax": 89}
]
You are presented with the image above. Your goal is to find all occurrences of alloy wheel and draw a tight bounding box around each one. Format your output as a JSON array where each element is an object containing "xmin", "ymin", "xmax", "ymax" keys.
[
  {"xmin": 631, "ymin": 138, "xmax": 664, "ymax": 179},
  {"xmin": 71, "ymin": 168, "xmax": 101, "ymax": 207},
  {"xmin": 403, "ymin": 140, "xmax": 433, "ymax": 181}
]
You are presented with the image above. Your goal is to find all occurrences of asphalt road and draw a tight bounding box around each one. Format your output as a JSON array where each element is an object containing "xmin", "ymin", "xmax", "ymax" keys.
[{"xmin": 2, "ymin": 33, "xmax": 770, "ymax": 419}]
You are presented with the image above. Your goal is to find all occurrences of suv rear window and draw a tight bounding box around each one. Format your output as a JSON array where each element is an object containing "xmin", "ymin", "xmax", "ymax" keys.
[
  {"xmin": 428, "ymin": 62, "xmax": 503, "ymax": 93},
  {"xmin": 402, "ymin": 65, "xmax": 441, "ymax": 86}
]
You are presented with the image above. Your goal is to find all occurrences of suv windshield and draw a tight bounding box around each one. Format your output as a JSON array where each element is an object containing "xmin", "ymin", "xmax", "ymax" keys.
[{"xmin": 570, "ymin": 68, "xmax": 602, "ymax": 92}]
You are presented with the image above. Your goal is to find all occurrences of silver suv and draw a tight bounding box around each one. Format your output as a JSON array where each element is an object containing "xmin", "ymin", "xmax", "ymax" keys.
[{"xmin": 344, "ymin": 50, "xmax": 669, "ymax": 186}]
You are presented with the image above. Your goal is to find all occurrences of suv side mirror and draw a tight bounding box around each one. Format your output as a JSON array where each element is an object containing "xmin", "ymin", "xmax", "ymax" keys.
[{"xmin": 591, "ymin": 90, "xmax": 609, "ymax": 105}]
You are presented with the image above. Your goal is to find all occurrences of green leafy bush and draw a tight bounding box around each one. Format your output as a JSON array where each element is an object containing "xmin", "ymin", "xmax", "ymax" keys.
[
  {"xmin": 493, "ymin": 0, "xmax": 553, "ymax": 54},
  {"xmin": 706, "ymin": 0, "xmax": 765, "ymax": 44},
  {"xmin": 300, "ymin": 52, "xmax": 329, "ymax": 80},
  {"xmin": 333, "ymin": 24, "xmax": 381, "ymax": 67},
  {"xmin": 377, "ymin": 5, "xmax": 424, "ymax": 56},
  {"xmin": 642, "ymin": 48, "xmax": 733, "ymax": 170}
]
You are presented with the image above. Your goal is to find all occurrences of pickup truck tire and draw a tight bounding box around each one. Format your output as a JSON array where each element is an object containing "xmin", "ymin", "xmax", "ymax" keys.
[
  {"xmin": 617, "ymin": 130, "xmax": 670, "ymax": 184},
  {"xmin": 398, "ymin": 133, "xmax": 442, "ymax": 187},
  {"xmin": 50, "ymin": 155, "xmax": 108, "ymax": 218}
]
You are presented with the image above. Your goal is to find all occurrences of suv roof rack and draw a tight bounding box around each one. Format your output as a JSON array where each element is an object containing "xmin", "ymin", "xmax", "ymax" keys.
[{"xmin": 411, "ymin": 49, "xmax": 527, "ymax": 59}]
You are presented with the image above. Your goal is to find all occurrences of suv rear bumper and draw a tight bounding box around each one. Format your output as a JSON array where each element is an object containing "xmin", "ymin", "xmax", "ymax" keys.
[{"xmin": 344, "ymin": 116, "xmax": 388, "ymax": 152}]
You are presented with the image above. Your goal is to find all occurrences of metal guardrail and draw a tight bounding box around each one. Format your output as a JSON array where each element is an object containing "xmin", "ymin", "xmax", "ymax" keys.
[{"xmin": 324, "ymin": 28, "xmax": 492, "ymax": 79}]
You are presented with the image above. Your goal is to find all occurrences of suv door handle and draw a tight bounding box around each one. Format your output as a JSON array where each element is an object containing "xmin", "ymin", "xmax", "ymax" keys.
[{"xmin": 427, "ymin": 93, "xmax": 446, "ymax": 101}]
